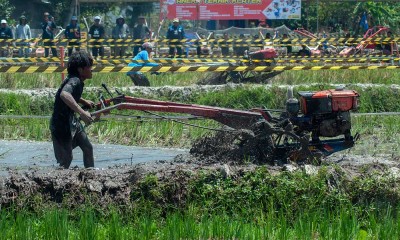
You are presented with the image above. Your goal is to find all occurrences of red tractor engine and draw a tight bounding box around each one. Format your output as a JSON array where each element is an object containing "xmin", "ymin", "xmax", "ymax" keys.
[{"xmin": 288, "ymin": 88, "xmax": 359, "ymax": 142}]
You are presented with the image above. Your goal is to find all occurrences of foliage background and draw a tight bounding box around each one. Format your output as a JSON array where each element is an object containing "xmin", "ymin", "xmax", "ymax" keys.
[{"xmin": 3, "ymin": 0, "xmax": 400, "ymax": 34}]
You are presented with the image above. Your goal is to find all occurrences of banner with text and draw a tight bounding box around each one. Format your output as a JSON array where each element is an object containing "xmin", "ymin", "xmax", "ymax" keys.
[{"xmin": 160, "ymin": 0, "xmax": 301, "ymax": 20}]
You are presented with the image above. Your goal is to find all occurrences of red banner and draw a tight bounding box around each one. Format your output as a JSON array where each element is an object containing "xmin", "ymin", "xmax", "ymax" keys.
[{"xmin": 160, "ymin": 0, "xmax": 301, "ymax": 20}]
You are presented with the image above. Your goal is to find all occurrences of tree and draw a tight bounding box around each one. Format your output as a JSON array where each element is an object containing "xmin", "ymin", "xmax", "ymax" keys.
[{"xmin": 0, "ymin": 0, "xmax": 15, "ymax": 20}]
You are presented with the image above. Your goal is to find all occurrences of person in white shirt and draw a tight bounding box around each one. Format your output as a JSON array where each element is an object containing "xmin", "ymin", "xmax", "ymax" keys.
[{"xmin": 15, "ymin": 15, "xmax": 32, "ymax": 58}]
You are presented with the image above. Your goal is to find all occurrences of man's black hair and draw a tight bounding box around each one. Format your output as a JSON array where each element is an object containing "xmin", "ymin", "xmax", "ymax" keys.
[{"xmin": 67, "ymin": 51, "xmax": 93, "ymax": 76}]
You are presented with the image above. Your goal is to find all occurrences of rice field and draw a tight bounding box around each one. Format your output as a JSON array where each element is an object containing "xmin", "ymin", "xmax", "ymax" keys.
[{"xmin": 1, "ymin": 67, "xmax": 400, "ymax": 239}]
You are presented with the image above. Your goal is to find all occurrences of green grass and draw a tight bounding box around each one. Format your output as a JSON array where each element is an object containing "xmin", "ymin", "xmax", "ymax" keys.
[{"xmin": 0, "ymin": 68, "xmax": 399, "ymax": 89}]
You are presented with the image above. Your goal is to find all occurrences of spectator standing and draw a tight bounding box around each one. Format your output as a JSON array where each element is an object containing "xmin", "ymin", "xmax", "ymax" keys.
[
  {"xmin": 132, "ymin": 16, "xmax": 151, "ymax": 56},
  {"xmin": 233, "ymin": 33, "xmax": 248, "ymax": 57},
  {"xmin": 41, "ymin": 12, "xmax": 58, "ymax": 57},
  {"xmin": 281, "ymin": 33, "xmax": 292, "ymax": 55},
  {"xmin": 220, "ymin": 33, "xmax": 230, "ymax": 56},
  {"xmin": 111, "ymin": 16, "xmax": 129, "ymax": 57},
  {"xmin": 15, "ymin": 15, "xmax": 31, "ymax": 58},
  {"xmin": 380, "ymin": 31, "xmax": 397, "ymax": 55},
  {"xmin": 88, "ymin": 16, "xmax": 105, "ymax": 58},
  {"xmin": 65, "ymin": 16, "xmax": 81, "ymax": 57},
  {"xmin": 0, "ymin": 19, "xmax": 13, "ymax": 57},
  {"xmin": 252, "ymin": 34, "xmax": 263, "ymax": 50},
  {"xmin": 166, "ymin": 18, "xmax": 185, "ymax": 57}
]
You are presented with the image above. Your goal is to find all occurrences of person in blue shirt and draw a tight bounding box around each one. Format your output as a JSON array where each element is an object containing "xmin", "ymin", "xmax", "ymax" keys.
[
  {"xmin": 65, "ymin": 16, "xmax": 81, "ymax": 57},
  {"xmin": 127, "ymin": 42, "xmax": 160, "ymax": 86},
  {"xmin": 166, "ymin": 18, "xmax": 185, "ymax": 57}
]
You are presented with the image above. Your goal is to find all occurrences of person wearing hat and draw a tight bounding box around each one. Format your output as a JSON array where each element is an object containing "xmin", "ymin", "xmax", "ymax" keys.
[
  {"xmin": 111, "ymin": 15, "xmax": 130, "ymax": 57},
  {"xmin": 166, "ymin": 18, "xmax": 185, "ymax": 57},
  {"xmin": 88, "ymin": 16, "xmax": 105, "ymax": 58},
  {"xmin": 65, "ymin": 16, "xmax": 81, "ymax": 57},
  {"xmin": 15, "ymin": 15, "xmax": 32, "ymax": 58},
  {"xmin": 0, "ymin": 19, "xmax": 13, "ymax": 57},
  {"xmin": 41, "ymin": 12, "xmax": 58, "ymax": 57},
  {"xmin": 132, "ymin": 15, "xmax": 152, "ymax": 56},
  {"xmin": 126, "ymin": 42, "xmax": 160, "ymax": 86}
]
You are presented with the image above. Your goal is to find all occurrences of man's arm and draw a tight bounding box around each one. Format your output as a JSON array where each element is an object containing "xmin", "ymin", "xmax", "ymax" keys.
[
  {"xmin": 27, "ymin": 25, "xmax": 31, "ymax": 39},
  {"xmin": 79, "ymin": 98, "xmax": 94, "ymax": 108},
  {"xmin": 60, "ymin": 91, "xmax": 93, "ymax": 124}
]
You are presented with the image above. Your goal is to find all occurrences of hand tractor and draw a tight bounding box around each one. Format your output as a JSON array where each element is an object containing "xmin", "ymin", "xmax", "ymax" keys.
[
  {"xmin": 90, "ymin": 84, "xmax": 359, "ymax": 163},
  {"xmin": 198, "ymin": 48, "xmax": 282, "ymax": 85}
]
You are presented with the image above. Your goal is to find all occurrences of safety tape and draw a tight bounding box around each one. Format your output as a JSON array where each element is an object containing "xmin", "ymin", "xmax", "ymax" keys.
[
  {"xmin": 0, "ymin": 65, "xmax": 397, "ymax": 73},
  {"xmin": 8, "ymin": 42, "xmax": 397, "ymax": 48},
  {"xmin": 1, "ymin": 37, "xmax": 399, "ymax": 43},
  {"xmin": 0, "ymin": 57, "xmax": 398, "ymax": 64},
  {"xmin": 156, "ymin": 54, "xmax": 399, "ymax": 59}
]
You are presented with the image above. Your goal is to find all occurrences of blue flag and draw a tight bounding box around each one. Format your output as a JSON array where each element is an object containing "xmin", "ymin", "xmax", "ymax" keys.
[{"xmin": 360, "ymin": 12, "xmax": 369, "ymax": 31}]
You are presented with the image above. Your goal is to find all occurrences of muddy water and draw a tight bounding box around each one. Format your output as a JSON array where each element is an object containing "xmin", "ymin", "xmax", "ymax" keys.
[{"xmin": 0, "ymin": 140, "xmax": 188, "ymax": 176}]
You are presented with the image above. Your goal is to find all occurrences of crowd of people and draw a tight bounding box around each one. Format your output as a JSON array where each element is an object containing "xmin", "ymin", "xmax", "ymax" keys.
[
  {"xmin": 0, "ymin": 13, "xmax": 397, "ymax": 59},
  {"xmin": 0, "ymin": 13, "xmax": 153, "ymax": 58}
]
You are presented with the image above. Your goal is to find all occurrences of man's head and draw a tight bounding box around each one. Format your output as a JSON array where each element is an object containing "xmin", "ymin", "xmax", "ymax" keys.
[
  {"xmin": 138, "ymin": 16, "xmax": 145, "ymax": 24},
  {"xmin": 387, "ymin": 31, "xmax": 392, "ymax": 37},
  {"xmin": 223, "ymin": 33, "xmax": 229, "ymax": 39},
  {"xmin": 94, "ymin": 16, "xmax": 101, "ymax": 25},
  {"xmin": 142, "ymin": 42, "xmax": 153, "ymax": 53},
  {"xmin": 116, "ymin": 16, "xmax": 125, "ymax": 25},
  {"xmin": 44, "ymin": 12, "xmax": 49, "ymax": 21},
  {"xmin": 71, "ymin": 16, "xmax": 78, "ymax": 24},
  {"xmin": 20, "ymin": 15, "xmax": 27, "ymax": 24},
  {"xmin": 173, "ymin": 18, "xmax": 179, "ymax": 26},
  {"xmin": 1, "ymin": 20, "xmax": 6, "ymax": 28},
  {"xmin": 67, "ymin": 51, "xmax": 94, "ymax": 80}
]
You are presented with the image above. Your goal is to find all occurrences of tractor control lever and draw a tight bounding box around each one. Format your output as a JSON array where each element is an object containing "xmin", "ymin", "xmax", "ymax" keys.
[{"xmin": 102, "ymin": 83, "xmax": 114, "ymax": 98}]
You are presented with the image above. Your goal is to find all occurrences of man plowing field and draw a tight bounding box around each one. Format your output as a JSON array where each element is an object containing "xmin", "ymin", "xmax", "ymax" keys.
[{"xmin": 88, "ymin": 84, "xmax": 359, "ymax": 164}]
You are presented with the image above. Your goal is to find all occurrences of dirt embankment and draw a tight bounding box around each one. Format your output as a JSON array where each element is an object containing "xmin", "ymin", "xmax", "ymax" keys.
[{"xmin": 1, "ymin": 130, "xmax": 400, "ymax": 209}]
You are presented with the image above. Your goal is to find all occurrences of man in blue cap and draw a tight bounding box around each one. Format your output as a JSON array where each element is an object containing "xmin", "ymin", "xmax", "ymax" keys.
[{"xmin": 65, "ymin": 16, "xmax": 81, "ymax": 56}]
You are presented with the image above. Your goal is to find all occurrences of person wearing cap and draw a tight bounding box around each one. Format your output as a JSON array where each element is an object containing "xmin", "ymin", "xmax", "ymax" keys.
[
  {"xmin": 111, "ymin": 15, "xmax": 130, "ymax": 57},
  {"xmin": 126, "ymin": 42, "xmax": 160, "ymax": 86},
  {"xmin": 41, "ymin": 12, "xmax": 58, "ymax": 57},
  {"xmin": 88, "ymin": 16, "xmax": 105, "ymax": 58},
  {"xmin": 132, "ymin": 15, "xmax": 152, "ymax": 56},
  {"xmin": 15, "ymin": 15, "xmax": 32, "ymax": 58},
  {"xmin": 0, "ymin": 19, "xmax": 13, "ymax": 57},
  {"xmin": 166, "ymin": 18, "xmax": 185, "ymax": 57},
  {"xmin": 65, "ymin": 16, "xmax": 81, "ymax": 57}
]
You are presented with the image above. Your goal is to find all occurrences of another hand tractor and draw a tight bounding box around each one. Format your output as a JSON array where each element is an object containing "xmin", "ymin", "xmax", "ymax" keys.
[{"xmin": 91, "ymin": 84, "xmax": 359, "ymax": 163}]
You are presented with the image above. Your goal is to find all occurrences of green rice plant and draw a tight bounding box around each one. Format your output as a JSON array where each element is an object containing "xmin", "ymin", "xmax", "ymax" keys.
[
  {"xmin": 79, "ymin": 208, "xmax": 98, "ymax": 240},
  {"xmin": 40, "ymin": 209, "xmax": 69, "ymax": 240},
  {"xmin": 1, "ymin": 68, "xmax": 400, "ymax": 89}
]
